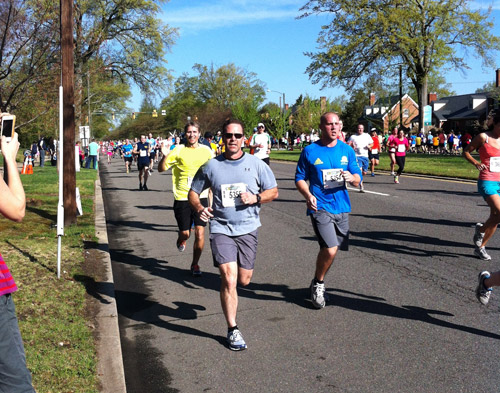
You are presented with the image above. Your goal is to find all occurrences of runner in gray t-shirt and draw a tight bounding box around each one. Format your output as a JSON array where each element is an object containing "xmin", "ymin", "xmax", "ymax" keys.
[{"xmin": 189, "ymin": 118, "xmax": 278, "ymax": 351}]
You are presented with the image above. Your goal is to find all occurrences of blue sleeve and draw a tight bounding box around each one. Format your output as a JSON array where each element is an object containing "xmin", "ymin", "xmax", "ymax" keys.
[{"xmin": 295, "ymin": 149, "xmax": 309, "ymax": 183}]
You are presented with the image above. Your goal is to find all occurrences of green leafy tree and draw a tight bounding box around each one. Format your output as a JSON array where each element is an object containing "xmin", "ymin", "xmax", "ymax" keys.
[{"xmin": 299, "ymin": 0, "xmax": 500, "ymax": 130}]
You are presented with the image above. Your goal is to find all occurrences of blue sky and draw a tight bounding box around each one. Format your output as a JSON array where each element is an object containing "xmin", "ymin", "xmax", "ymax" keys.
[{"xmin": 129, "ymin": 0, "xmax": 500, "ymax": 110}]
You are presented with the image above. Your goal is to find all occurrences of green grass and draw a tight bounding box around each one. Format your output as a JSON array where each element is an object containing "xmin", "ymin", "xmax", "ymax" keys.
[
  {"xmin": 270, "ymin": 150, "xmax": 480, "ymax": 180},
  {"xmin": 0, "ymin": 164, "xmax": 99, "ymax": 393}
]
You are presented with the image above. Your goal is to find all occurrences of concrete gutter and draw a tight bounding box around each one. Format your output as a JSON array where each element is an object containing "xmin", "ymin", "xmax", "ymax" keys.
[{"xmin": 94, "ymin": 178, "xmax": 127, "ymax": 393}]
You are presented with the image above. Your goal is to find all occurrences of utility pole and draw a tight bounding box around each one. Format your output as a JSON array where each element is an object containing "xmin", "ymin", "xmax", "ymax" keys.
[
  {"xmin": 399, "ymin": 65, "xmax": 403, "ymax": 129},
  {"xmin": 61, "ymin": 0, "xmax": 77, "ymax": 226}
]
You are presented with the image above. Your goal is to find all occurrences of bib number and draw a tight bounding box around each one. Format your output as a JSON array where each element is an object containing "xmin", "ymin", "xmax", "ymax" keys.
[
  {"xmin": 371, "ymin": 148, "xmax": 378, "ymax": 154},
  {"xmin": 140, "ymin": 150, "xmax": 147, "ymax": 157},
  {"xmin": 397, "ymin": 144, "xmax": 406, "ymax": 153},
  {"xmin": 221, "ymin": 183, "xmax": 247, "ymax": 207},
  {"xmin": 490, "ymin": 157, "xmax": 500, "ymax": 173},
  {"xmin": 322, "ymin": 168, "xmax": 344, "ymax": 189}
]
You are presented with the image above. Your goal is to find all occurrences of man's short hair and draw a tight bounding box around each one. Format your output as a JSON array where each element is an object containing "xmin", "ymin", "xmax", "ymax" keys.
[
  {"xmin": 184, "ymin": 121, "xmax": 200, "ymax": 133},
  {"xmin": 320, "ymin": 112, "xmax": 339, "ymax": 124},
  {"xmin": 204, "ymin": 132, "xmax": 213, "ymax": 140},
  {"xmin": 222, "ymin": 118, "xmax": 245, "ymax": 134}
]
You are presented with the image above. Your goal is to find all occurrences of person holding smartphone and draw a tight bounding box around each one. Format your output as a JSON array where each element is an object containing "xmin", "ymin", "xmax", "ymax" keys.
[{"xmin": 0, "ymin": 114, "xmax": 35, "ymax": 392}]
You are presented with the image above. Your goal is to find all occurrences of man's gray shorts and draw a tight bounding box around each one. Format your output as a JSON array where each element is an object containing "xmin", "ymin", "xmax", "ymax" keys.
[
  {"xmin": 310, "ymin": 211, "xmax": 349, "ymax": 250},
  {"xmin": 210, "ymin": 230, "xmax": 258, "ymax": 270}
]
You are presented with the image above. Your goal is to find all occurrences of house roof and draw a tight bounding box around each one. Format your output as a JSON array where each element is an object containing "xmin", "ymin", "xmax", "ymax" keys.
[{"xmin": 431, "ymin": 93, "xmax": 491, "ymax": 121}]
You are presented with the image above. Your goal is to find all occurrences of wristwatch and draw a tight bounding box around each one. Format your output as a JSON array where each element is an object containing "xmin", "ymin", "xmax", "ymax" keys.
[{"xmin": 256, "ymin": 194, "xmax": 261, "ymax": 204}]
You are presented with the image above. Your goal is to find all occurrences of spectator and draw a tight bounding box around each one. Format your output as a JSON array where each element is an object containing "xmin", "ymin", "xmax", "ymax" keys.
[{"xmin": 0, "ymin": 118, "xmax": 36, "ymax": 392}]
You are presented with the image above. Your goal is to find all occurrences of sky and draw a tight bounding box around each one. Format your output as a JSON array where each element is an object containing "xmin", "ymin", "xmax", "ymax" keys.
[{"xmin": 128, "ymin": 0, "xmax": 500, "ymax": 111}]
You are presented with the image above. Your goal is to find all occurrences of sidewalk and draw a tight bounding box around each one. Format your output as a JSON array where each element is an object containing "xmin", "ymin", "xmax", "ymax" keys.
[{"xmin": 93, "ymin": 174, "xmax": 126, "ymax": 393}]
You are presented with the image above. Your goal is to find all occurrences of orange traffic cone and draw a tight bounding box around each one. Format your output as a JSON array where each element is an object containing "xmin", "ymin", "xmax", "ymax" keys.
[
  {"xmin": 21, "ymin": 156, "xmax": 29, "ymax": 174},
  {"xmin": 27, "ymin": 156, "xmax": 33, "ymax": 175}
]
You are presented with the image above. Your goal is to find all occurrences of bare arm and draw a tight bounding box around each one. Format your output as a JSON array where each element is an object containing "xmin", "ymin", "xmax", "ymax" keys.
[
  {"xmin": 296, "ymin": 179, "xmax": 317, "ymax": 212},
  {"xmin": 240, "ymin": 187, "xmax": 278, "ymax": 205},
  {"xmin": 0, "ymin": 132, "xmax": 25, "ymax": 222},
  {"xmin": 463, "ymin": 133, "xmax": 486, "ymax": 171},
  {"xmin": 158, "ymin": 143, "xmax": 170, "ymax": 172},
  {"xmin": 189, "ymin": 189, "xmax": 213, "ymax": 222}
]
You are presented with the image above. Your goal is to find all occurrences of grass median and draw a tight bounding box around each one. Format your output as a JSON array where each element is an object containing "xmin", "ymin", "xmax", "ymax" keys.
[
  {"xmin": 0, "ymin": 161, "xmax": 99, "ymax": 393},
  {"xmin": 270, "ymin": 150, "xmax": 480, "ymax": 180}
]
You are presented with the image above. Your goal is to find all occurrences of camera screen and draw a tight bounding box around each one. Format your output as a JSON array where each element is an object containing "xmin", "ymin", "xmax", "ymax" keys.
[{"xmin": 2, "ymin": 119, "xmax": 13, "ymax": 138}]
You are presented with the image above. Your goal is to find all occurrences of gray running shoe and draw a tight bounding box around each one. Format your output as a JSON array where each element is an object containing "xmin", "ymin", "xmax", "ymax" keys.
[
  {"xmin": 476, "ymin": 271, "xmax": 492, "ymax": 305},
  {"xmin": 474, "ymin": 246, "xmax": 491, "ymax": 261},
  {"xmin": 473, "ymin": 223, "xmax": 484, "ymax": 248},
  {"xmin": 227, "ymin": 328, "xmax": 247, "ymax": 351},
  {"xmin": 310, "ymin": 279, "xmax": 329, "ymax": 309}
]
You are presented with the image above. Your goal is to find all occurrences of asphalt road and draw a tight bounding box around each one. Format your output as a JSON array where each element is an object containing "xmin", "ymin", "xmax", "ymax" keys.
[{"xmin": 100, "ymin": 155, "xmax": 500, "ymax": 393}]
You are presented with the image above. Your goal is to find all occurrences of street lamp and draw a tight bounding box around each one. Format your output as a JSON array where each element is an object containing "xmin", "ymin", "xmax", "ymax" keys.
[{"xmin": 267, "ymin": 89, "xmax": 286, "ymax": 149}]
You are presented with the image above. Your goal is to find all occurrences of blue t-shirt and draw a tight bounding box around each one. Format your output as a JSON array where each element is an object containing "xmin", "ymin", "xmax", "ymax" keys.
[
  {"xmin": 122, "ymin": 143, "xmax": 133, "ymax": 157},
  {"xmin": 295, "ymin": 140, "xmax": 362, "ymax": 215},
  {"xmin": 191, "ymin": 153, "xmax": 277, "ymax": 236}
]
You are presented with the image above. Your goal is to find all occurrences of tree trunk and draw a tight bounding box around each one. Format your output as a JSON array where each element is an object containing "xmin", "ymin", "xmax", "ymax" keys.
[{"xmin": 61, "ymin": 0, "xmax": 77, "ymax": 226}]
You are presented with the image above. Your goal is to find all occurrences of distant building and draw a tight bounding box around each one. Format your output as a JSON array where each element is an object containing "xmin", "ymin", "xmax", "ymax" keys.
[
  {"xmin": 430, "ymin": 92, "xmax": 496, "ymax": 132},
  {"xmin": 363, "ymin": 93, "xmax": 419, "ymax": 133}
]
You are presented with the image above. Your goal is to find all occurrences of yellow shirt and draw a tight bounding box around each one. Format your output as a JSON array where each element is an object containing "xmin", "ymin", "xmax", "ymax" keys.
[{"xmin": 165, "ymin": 144, "xmax": 214, "ymax": 200}]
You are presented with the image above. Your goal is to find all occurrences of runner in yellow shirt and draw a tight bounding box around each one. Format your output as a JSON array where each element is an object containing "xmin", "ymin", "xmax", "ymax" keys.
[{"xmin": 159, "ymin": 121, "xmax": 214, "ymax": 276}]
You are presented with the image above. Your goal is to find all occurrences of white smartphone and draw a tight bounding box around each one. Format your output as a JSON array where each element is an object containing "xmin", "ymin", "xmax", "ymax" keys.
[{"xmin": 1, "ymin": 114, "xmax": 15, "ymax": 142}]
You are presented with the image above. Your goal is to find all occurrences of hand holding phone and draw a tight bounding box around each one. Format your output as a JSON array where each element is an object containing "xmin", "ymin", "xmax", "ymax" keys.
[{"xmin": 1, "ymin": 113, "xmax": 16, "ymax": 142}]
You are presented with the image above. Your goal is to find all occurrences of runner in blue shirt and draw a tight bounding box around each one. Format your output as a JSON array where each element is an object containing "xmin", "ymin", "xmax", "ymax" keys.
[
  {"xmin": 295, "ymin": 112, "xmax": 362, "ymax": 309},
  {"xmin": 121, "ymin": 139, "xmax": 134, "ymax": 173}
]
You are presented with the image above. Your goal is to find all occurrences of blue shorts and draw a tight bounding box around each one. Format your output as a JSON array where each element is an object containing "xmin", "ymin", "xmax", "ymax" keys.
[
  {"xmin": 477, "ymin": 180, "xmax": 500, "ymax": 199},
  {"xmin": 356, "ymin": 156, "xmax": 369, "ymax": 172}
]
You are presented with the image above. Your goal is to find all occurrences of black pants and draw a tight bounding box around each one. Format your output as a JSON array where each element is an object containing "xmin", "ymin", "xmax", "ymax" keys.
[{"xmin": 395, "ymin": 155, "xmax": 405, "ymax": 176}]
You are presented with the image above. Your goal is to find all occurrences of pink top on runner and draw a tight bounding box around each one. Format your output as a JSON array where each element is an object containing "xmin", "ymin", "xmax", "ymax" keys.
[
  {"xmin": 479, "ymin": 135, "xmax": 500, "ymax": 181},
  {"xmin": 394, "ymin": 137, "xmax": 409, "ymax": 157}
]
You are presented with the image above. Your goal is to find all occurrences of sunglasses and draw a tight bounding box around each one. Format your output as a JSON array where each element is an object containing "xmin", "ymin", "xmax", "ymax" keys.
[{"xmin": 224, "ymin": 133, "xmax": 244, "ymax": 139}]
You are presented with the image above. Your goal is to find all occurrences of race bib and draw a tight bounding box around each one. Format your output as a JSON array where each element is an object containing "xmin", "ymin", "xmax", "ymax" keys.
[
  {"xmin": 389, "ymin": 147, "xmax": 396, "ymax": 153},
  {"xmin": 397, "ymin": 144, "xmax": 406, "ymax": 153},
  {"xmin": 322, "ymin": 168, "xmax": 344, "ymax": 189},
  {"xmin": 490, "ymin": 157, "xmax": 500, "ymax": 172},
  {"xmin": 221, "ymin": 183, "xmax": 247, "ymax": 207},
  {"xmin": 140, "ymin": 150, "xmax": 147, "ymax": 157},
  {"xmin": 371, "ymin": 149, "xmax": 378, "ymax": 154}
]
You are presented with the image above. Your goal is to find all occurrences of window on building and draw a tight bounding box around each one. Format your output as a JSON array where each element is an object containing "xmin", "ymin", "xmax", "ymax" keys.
[{"xmin": 403, "ymin": 108, "xmax": 409, "ymax": 118}]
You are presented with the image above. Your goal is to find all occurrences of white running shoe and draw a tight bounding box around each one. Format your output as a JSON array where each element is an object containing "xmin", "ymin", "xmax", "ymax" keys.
[
  {"xmin": 476, "ymin": 271, "xmax": 492, "ymax": 305},
  {"xmin": 473, "ymin": 223, "xmax": 484, "ymax": 248},
  {"xmin": 310, "ymin": 279, "xmax": 329, "ymax": 309},
  {"xmin": 474, "ymin": 246, "xmax": 491, "ymax": 261}
]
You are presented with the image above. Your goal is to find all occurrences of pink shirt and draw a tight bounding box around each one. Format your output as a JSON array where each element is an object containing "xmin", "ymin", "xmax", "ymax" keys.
[
  {"xmin": 0, "ymin": 253, "xmax": 17, "ymax": 296},
  {"xmin": 394, "ymin": 138, "xmax": 409, "ymax": 157},
  {"xmin": 479, "ymin": 135, "xmax": 500, "ymax": 181}
]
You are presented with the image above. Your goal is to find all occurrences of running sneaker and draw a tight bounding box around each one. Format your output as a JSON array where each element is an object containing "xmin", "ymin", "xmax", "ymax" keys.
[
  {"xmin": 227, "ymin": 328, "xmax": 247, "ymax": 351},
  {"xmin": 359, "ymin": 185, "xmax": 365, "ymax": 193},
  {"xmin": 390, "ymin": 171, "xmax": 395, "ymax": 176},
  {"xmin": 190, "ymin": 264, "xmax": 202, "ymax": 277},
  {"xmin": 473, "ymin": 223, "xmax": 484, "ymax": 248},
  {"xmin": 143, "ymin": 184, "xmax": 149, "ymax": 191},
  {"xmin": 476, "ymin": 271, "xmax": 492, "ymax": 305},
  {"xmin": 310, "ymin": 279, "xmax": 329, "ymax": 309},
  {"xmin": 177, "ymin": 240, "xmax": 186, "ymax": 252},
  {"xmin": 147, "ymin": 169, "xmax": 152, "ymax": 176},
  {"xmin": 474, "ymin": 246, "xmax": 491, "ymax": 261},
  {"xmin": 139, "ymin": 183, "xmax": 143, "ymax": 191},
  {"xmin": 126, "ymin": 168, "xmax": 129, "ymax": 174},
  {"xmin": 371, "ymin": 173, "xmax": 375, "ymax": 177},
  {"xmin": 394, "ymin": 176, "xmax": 399, "ymax": 184}
]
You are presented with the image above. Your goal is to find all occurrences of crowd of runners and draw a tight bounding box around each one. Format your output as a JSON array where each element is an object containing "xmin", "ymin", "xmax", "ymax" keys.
[{"xmin": 87, "ymin": 112, "xmax": 500, "ymax": 352}]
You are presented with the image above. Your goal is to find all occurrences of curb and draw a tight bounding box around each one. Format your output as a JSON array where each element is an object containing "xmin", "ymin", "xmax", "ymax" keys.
[{"xmin": 94, "ymin": 177, "xmax": 127, "ymax": 393}]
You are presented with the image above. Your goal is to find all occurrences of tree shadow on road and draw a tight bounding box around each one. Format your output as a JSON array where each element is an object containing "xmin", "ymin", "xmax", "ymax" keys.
[{"xmin": 326, "ymin": 289, "xmax": 500, "ymax": 340}]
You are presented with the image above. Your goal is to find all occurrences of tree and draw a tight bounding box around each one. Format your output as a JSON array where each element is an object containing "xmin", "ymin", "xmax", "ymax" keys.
[
  {"xmin": 0, "ymin": 0, "xmax": 59, "ymax": 114},
  {"xmin": 156, "ymin": 63, "xmax": 266, "ymax": 133},
  {"xmin": 299, "ymin": 0, "xmax": 500, "ymax": 131}
]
